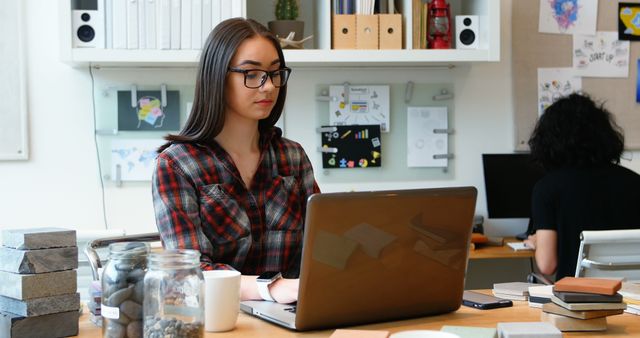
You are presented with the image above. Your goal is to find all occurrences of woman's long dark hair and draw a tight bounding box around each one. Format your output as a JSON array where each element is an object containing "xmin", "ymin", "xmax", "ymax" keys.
[
  {"xmin": 528, "ymin": 93, "xmax": 624, "ymax": 170},
  {"xmin": 159, "ymin": 18, "xmax": 287, "ymax": 152}
]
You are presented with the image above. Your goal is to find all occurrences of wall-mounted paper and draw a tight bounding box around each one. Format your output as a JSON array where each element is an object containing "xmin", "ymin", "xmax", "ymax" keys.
[
  {"xmin": 407, "ymin": 107, "xmax": 448, "ymax": 168},
  {"xmin": 329, "ymin": 85, "xmax": 390, "ymax": 132},
  {"xmin": 539, "ymin": 0, "xmax": 598, "ymax": 35},
  {"xmin": 537, "ymin": 68, "xmax": 582, "ymax": 116},
  {"xmin": 117, "ymin": 90, "xmax": 180, "ymax": 131},
  {"xmin": 111, "ymin": 139, "xmax": 164, "ymax": 181},
  {"xmin": 321, "ymin": 125, "xmax": 382, "ymax": 169},
  {"xmin": 573, "ymin": 31, "xmax": 629, "ymax": 78},
  {"xmin": 619, "ymin": 3, "xmax": 640, "ymax": 41}
]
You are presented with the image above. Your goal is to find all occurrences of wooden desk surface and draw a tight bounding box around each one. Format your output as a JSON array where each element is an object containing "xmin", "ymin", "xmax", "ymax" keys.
[
  {"xmin": 469, "ymin": 237, "xmax": 535, "ymax": 260},
  {"xmin": 78, "ymin": 296, "xmax": 639, "ymax": 337}
]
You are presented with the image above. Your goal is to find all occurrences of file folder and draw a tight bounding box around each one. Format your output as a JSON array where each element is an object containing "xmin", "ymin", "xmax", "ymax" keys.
[
  {"xmin": 332, "ymin": 15, "xmax": 356, "ymax": 49},
  {"xmin": 356, "ymin": 15, "xmax": 379, "ymax": 49},
  {"xmin": 379, "ymin": 14, "xmax": 402, "ymax": 49}
]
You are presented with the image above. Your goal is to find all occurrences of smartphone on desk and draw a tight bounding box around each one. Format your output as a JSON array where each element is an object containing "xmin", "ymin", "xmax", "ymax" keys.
[{"xmin": 462, "ymin": 290, "xmax": 513, "ymax": 310}]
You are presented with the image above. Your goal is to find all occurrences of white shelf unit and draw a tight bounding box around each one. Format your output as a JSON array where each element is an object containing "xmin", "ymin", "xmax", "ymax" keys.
[{"xmin": 59, "ymin": 0, "xmax": 500, "ymax": 68}]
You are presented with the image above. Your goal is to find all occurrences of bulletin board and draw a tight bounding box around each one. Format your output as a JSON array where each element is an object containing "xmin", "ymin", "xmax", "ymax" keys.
[
  {"xmin": 0, "ymin": 1, "xmax": 28, "ymax": 160},
  {"xmin": 315, "ymin": 83, "xmax": 455, "ymax": 184},
  {"xmin": 513, "ymin": 0, "xmax": 640, "ymax": 151}
]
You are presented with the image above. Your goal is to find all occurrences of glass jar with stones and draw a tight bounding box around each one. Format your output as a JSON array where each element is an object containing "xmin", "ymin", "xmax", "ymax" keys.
[
  {"xmin": 101, "ymin": 242, "xmax": 149, "ymax": 338},
  {"xmin": 143, "ymin": 249, "xmax": 204, "ymax": 338}
]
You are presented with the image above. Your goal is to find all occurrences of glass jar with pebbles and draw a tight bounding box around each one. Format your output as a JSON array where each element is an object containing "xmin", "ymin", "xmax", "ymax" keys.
[
  {"xmin": 143, "ymin": 249, "xmax": 204, "ymax": 338},
  {"xmin": 101, "ymin": 242, "xmax": 150, "ymax": 338}
]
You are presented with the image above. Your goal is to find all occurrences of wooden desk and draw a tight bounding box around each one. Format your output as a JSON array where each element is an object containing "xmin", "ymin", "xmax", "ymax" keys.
[
  {"xmin": 469, "ymin": 237, "xmax": 534, "ymax": 260},
  {"xmin": 78, "ymin": 297, "xmax": 639, "ymax": 337}
]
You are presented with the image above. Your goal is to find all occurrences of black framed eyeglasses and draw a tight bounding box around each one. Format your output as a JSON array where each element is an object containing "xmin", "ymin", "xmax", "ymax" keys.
[{"xmin": 228, "ymin": 67, "xmax": 292, "ymax": 89}]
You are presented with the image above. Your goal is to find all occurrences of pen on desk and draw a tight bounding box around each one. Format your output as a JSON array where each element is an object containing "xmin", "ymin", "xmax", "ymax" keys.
[{"xmin": 340, "ymin": 130, "xmax": 352, "ymax": 139}]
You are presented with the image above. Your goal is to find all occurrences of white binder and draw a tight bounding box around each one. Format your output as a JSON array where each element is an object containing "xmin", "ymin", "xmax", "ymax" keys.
[
  {"xmin": 191, "ymin": 0, "xmax": 202, "ymax": 49},
  {"xmin": 231, "ymin": 0, "xmax": 244, "ymax": 18},
  {"xmin": 180, "ymin": 0, "xmax": 192, "ymax": 49},
  {"xmin": 112, "ymin": 0, "xmax": 127, "ymax": 49},
  {"xmin": 105, "ymin": 0, "xmax": 113, "ymax": 48},
  {"xmin": 126, "ymin": 0, "xmax": 139, "ymax": 49},
  {"xmin": 137, "ymin": 0, "xmax": 146, "ymax": 48},
  {"xmin": 220, "ymin": 0, "xmax": 232, "ymax": 20},
  {"xmin": 157, "ymin": 0, "xmax": 171, "ymax": 49},
  {"xmin": 211, "ymin": 0, "xmax": 222, "ymax": 30},
  {"xmin": 145, "ymin": 0, "xmax": 157, "ymax": 49},
  {"xmin": 170, "ymin": 0, "xmax": 181, "ymax": 49},
  {"xmin": 202, "ymin": 0, "xmax": 212, "ymax": 43}
]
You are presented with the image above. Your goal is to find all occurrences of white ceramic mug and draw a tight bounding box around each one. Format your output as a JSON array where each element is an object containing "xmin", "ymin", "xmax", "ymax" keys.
[{"xmin": 203, "ymin": 270, "xmax": 241, "ymax": 332}]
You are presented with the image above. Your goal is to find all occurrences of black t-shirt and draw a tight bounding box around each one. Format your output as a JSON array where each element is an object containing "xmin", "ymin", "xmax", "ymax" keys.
[{"xmin": 531, "ymin": 163, "xmax": 640, "ymax": 279}]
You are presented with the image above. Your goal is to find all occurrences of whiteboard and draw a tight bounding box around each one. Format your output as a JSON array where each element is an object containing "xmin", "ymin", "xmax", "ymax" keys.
[{"xmin": 0, "ymin": 0, "xmax": 28, "ymax": 160}]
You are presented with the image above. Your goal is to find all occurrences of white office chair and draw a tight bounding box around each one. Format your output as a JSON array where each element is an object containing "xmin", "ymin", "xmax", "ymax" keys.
[{"xmin": 575, "ymin": 229, "xmax": 640, "ymax": 281}]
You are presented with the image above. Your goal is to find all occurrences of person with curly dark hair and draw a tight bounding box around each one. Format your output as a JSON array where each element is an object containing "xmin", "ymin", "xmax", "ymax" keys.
[{"xmin": 523, "ymin": 93, "xmax": 640, "ymax": 280}]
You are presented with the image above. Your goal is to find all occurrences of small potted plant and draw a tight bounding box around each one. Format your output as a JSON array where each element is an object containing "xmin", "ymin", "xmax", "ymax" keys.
[{"xmin": 268, "ymin": 0, "xmax": 305, "ymax": 48}]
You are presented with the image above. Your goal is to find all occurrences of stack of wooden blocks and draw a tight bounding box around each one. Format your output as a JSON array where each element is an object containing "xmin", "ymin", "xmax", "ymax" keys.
[
  {"xmin": 0, "ymin": 228, "xmax": 79, "ymax": 338},
  {"xmin": 492, "ymin": 282, "xmax": 540, "ymax": 301},
  {"xmin": 541, "ymin": 277, "xmax": 626, "ymax": 332}
]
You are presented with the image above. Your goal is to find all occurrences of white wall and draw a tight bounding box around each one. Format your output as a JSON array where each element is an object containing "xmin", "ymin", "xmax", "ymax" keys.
[{"xmin": 2, "ymin": 0, "xmax": 639, "ymax": 237}]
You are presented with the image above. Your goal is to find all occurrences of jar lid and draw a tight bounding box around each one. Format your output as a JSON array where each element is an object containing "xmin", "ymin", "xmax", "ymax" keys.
[
  {"xmin": 108, "ymin": 242, "xmax": 150, "ymax": 259},
  {"xmin": 148, "ymin": 249, "xmax": 201, "ymax": 269}
]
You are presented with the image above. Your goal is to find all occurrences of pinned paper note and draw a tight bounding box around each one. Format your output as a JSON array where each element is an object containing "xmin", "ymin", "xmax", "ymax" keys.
[
  {"xmin": 537, "ymin": 68, "xmax": 582, "ymax": 116},
  {"xmin": 539, "ymin": 0, "xmax": 598, "ymax": 35},
  {"xmin": 573, "ymin": 32, "xmax": 629, "ymax": 78},
  {"xmin": 111, "ymin": 139, "xmax": 164, "ymax": 181},
  {"xmin": 406, "ymin": 107, "xmax": 448, "ymax": 168},
  {"xmin": 329, "ymin": 85, "xmax": 390, "ymax": 132}
]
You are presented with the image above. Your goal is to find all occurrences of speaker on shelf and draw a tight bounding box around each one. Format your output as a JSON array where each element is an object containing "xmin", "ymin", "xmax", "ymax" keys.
[
  {"xmin": 72, "ymin": 8, "xmax": 104, "ymax": 48},
  {"xmin": 455, "ymin": 15, "xmax": 479, "ymax": 49}
]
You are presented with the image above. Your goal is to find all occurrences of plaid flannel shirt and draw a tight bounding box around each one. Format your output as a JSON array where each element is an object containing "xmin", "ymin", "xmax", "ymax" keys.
[{"xmin": 152, "ymin": 128, "xmax": 320, "ymax": 277}]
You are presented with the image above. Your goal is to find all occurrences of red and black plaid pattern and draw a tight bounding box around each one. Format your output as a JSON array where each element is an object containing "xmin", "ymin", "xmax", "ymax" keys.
[{"xmin": 152, "ymin": 128, "xmax": 320, "ymax": 277}]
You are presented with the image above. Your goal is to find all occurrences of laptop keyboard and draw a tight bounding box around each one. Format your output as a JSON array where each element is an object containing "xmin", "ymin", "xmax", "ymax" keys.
[{"xmin": 284, "ymin": 306, "xmax": 297, "ymax": 313}]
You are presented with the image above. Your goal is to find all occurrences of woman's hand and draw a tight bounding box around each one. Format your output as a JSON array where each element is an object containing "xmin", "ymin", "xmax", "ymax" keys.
[
  {"xmin": 523, "ymin": 234, "xmax": 537, "ymax": 249},
  {"xmin": 240, "ymin": 275, "xmax": 299, "ymax": 304},
  {"xmin": 269, "ymin": 278, "xmax": 299, "ymax": 304}
]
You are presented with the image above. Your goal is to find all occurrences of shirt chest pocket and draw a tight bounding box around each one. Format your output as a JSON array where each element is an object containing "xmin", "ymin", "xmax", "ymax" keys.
[
  {"xmin": 198, "ymin": 183, "xmax": 250, "ymax": 244},
  {"xmin": 264, "ymin": 175, "xmax": 304, "ymax": 231}
]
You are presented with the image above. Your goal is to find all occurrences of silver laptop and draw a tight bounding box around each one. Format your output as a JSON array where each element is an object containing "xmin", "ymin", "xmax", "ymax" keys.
[{"xmin": 240, "ymin": 187, "xmax": 477, "ymax": 331}]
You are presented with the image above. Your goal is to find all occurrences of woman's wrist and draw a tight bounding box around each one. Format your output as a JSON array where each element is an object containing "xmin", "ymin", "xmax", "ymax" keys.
[{"xmin": 268, "ymin": 278, "xmax": 299, "ymax": 304}]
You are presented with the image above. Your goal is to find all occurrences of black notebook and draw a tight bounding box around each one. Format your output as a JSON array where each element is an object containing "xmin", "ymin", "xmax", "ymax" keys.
[{"xmin": 552, "ymin": 290, "xmax": 623, "ymax": 303}]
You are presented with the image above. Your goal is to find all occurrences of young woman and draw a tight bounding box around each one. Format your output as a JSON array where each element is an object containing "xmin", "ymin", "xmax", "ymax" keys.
[
  {"xmin": 524, "ymin": 93, "xmax": 640, "ymax": 280},
  {"xmin": 152, "ymin": 18, "xmax": 320, "ymax": 304}
]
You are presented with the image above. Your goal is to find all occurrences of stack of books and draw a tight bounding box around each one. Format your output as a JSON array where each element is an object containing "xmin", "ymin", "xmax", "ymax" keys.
[
  {"xmin": 492, "ymin": 282, "xmax": 540, "ymax": 301},
  {"xmin": 87, "ymin": 280, "xmax": 102, "ymax": 327},
  {"xmin": 528, "ymin": 284, "xmax": 554, "ymax": 308},
  {"xmin": 620, "ymin": 281, "xmax": 640, "ymax": 315},
  {"xmin": 541, "ymin": 277, "xmax": 626, "ymax": 332},
  {"xmin": 0, "ymin": 228, "xmax": 80, "ymax": 337}
]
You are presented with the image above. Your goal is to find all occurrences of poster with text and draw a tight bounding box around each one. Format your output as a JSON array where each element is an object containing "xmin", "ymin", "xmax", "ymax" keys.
[
  {"xmin": 538, "ymin": 68, "xmax": 582, "ymax": 116},
  {"xmin": 573, "ymin": 32, "xmax": 630, "ymax": 78},
  {"xmin": 539, "ymin": 0, "xmax": 598, "ymax": 35}
]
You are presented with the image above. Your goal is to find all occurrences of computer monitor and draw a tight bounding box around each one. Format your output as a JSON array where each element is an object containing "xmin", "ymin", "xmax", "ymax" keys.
[{"xmin": 481, "ymin": 154, "xmax": 546, "ymax": 232}]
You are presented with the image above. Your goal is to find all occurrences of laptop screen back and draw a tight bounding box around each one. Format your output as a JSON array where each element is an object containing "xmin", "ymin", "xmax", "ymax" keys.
[{"xmin": 295, "ymin": 187, "xmax": 477, "ymax": 330}]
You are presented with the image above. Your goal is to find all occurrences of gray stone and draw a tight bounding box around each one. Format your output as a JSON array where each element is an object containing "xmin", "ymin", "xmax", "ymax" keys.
[
  {"xmin": 0, "ymin": 246, "xmax": 78, "ymax": 274},
  {"xmin": 105, "ymin": 321, "xmax": 125, "ymax": 338},
  {"xmin": 0, "ymin": 270, "xmax": 76, "ymax": 300},
  {"xmin": 104, "ymin": 284, "xmax": 134, "ymax": 307},
  {"xmin": 1, "ymin": 228, "xmax": 76, "ymax": 250},
  {"xmin": 0, "ymin": 293, "xmax": 79, "ymax": 317},
  {"xmin": 119, "ymin": 300, "xmax": 142, "ymax": 320},
  {"xmin": 127, "ymin": 320, "xmax": 143, "ymax": 338},
  {"xmin": 0, "ymin": 310, "xmax": 79, "ymax": 338}
]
